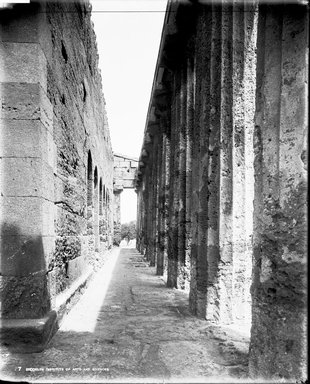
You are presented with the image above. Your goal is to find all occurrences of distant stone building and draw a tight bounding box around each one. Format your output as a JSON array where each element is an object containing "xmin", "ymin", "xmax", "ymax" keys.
[
  {"xmin": 136, "ymin": 0, "xmax": 308, "ymax": 381},
  {"xmin": 0, "ymin": 0, "xmax": 114, "ymax": 350},
  {"xmin": 113, "ymin": 153, "xmax": 138, "ymax": 245}
]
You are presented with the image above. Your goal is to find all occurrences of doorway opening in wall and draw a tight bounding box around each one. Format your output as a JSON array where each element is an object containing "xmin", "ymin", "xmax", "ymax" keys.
[{"xmin": 120, "ymin": 189, "xmax": 137, "ymax": 248}]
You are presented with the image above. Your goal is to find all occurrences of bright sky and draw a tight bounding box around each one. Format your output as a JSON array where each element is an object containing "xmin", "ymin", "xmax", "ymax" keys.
[
  {"xmin": 91, "ymin": 0, "xmax": 166, "ymax": 223},
  {"xmin": 91, "ymin": 0, "xmax": 166, "ymax": 158}
]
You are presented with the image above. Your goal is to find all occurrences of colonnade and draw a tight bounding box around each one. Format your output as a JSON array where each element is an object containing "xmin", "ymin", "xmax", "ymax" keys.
[{"xmin": 136, "ymin": 1, "xmax": 308, "ymax": 380}]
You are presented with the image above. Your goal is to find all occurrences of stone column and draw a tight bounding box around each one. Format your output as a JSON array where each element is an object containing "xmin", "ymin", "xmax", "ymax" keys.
[
  {"xmin": 101, "ymin": 187, "xmax": 108, "ymax": 250},
  {"xmin": 167, "ymin": 74, "xmax": 180, "ymax": 288},
  {"xmin": 145, "ymin": 145, "xmax": 155, "ymax": 263},
  {"xmin": 142, "ymin": 165, "xmax": 151, "ymax": 257},
  {"xmin": 176, "ymin": 66, "xmax": 188, "ymax": 289},
  {"xmin": 0, "ymin": 3, "xmax": 57, "ymax": 351},
  {"xmin": 205, "ymin": 4, "xmax": 222, "ymax": 322},
  {"xmin": 218, "ymin": 2, "xmax": 234, "ymax": 324},
  {"xmin": 163, "ymin": 133, "xmax": 170, "ymax": 278},
  {"xmin": 156, "ymin": 128, "xmax": 165, "ymax": 275},
  {"xmin": 190, "ymin": 5, "xmax": 212, "ymax": 317},
  {"xmin": 150, "ymin": 135, "xmax": 159, "ymax": 267},
  {"xmin": 230, "ymin": 1, "xmax": 257, "ymax": 325},
  {"xmin": 113, "ymin": 188, "xmax": 122, "ymax": 245},
  {"xmin": 250, "ymin": 4, "xmax": 308, "ymax": 380},
  {"xmin": 137, "ymin": 184, "xmax": 146, "ymax": 254},
  {"xmin": 98, "ymin": 180, "xmax": 104, "ymax": 252},
  {"xmin": 94, "ymin": 170, "xmax": 99, "ymax": 252},
  {"xmin": 184, "ymin": 56, "xmax": 194, "ymax": 292},
  {"xmin": 189, "ymin": 53, "xmax": 200, "ymax": 314},
  {"xmin": 136, "ymin": 188, "xmax": 141, "ymax": 251},
  {"xmin": 238, "ymin": 1, "xmax": 257, "ymax": 325}
]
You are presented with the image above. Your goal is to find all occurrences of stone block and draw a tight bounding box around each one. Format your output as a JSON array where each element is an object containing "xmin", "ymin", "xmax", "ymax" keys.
[
  {"xmin": 0, "ymin": 157, "xmax": 54, "ymax": 201},
  {"xmin": 0, "ymin": 83, "xmax": 53, "ymax": 133},
  {"xmin": 54, "ymin": 174, "xmax": 65, "ymax": 202},
  {"xmin": 0, "ymin": 234, "xmax": 55, "ymax": 276},
  {"xmin": 115, "ymin": 163, "xmax": 130, "ymax": 169},
  {"xmin": 0, "ymin": 196, "xmax": 55, "ymax": 237},
  {"xmin": 0, "ymin": 120, "xmax": 54, "ymax": 164},
  {"xmin": 0, "ymin": 310, "xmax": 58, "ymax": 353},
  {"xmin": 0, "ymin": 42, "xmax": 47, "ymax": 90},
  {"xmin": 43, "ymin": 235, "xmax": 56, "ymax": 268},
  {"xmin": 122, "ymin": 179, "xmax": 135, "ymax": 188},
  {"xmin": 0, "ymin": 273, "xmax": 51, "ymax": 319},
  {"xmin": 0, "ymin": 4, "xmax": 40, "ymax": 43},
  {"xmin": 67, "ymin": 255, "xmax": 87, "ymax": 286},
  {"xmin": 55, "ymin": 205, "xmax": 86, "ymax": 236},
  {"xmin": 0, "ymin": 0, "xmax": 115, "ymax": 355}
]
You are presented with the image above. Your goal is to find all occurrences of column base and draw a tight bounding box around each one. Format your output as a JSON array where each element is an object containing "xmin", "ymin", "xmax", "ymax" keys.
[{"xmin": 0, "ymin": 310, "xmax": 58, "ymax": 353}]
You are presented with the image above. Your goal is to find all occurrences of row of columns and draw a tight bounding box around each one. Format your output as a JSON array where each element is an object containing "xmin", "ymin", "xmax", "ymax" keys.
[
  {"xmin": 87, "ymin": 152, "xmax": 113, "ymax": 259},
  {"xmin": 136, "ymin": 1, "xmax": 307, "ymax": 380},
  {"xmin": 137, "ymin": 1, "xmax": 257, "ymax": 322}
]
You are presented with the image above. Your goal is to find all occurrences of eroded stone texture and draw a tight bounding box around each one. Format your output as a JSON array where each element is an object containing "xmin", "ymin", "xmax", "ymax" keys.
[
  {"xmin": 150, "ymin": 136, "xmax": 159, "ymax": 267},
  {"xmin": 205, "ymin": 5, "xmax": 222, "ymax": 323},
  {"xmin": 135, "ymin": 1, "xmax": 307, "ymax": 381},
  {"xmin": 156, "ymin": 131, "xmax": 165, "ymax": 275},
  {"xmin": 113, "ymin": 191, "xmax": 122, "ymax": 246},
  {"xmin": 249, "ymin": 4, "xmax": 308, "ymax": 380},
  {"xmin": 0, "ymin": 0, "xmax": 113, "ymax": 346}
]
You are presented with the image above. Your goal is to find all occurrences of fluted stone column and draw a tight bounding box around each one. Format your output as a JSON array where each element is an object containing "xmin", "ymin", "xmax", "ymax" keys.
[
  {"xmin": 205, "ymin": 5, "xmax": 222, "ymax": 322},
  {"xmin": 113, "ymin": 189, "xmax": 122, "ymax": 245},
  {"xmin": 176, "ymin": 66, "xmax": 188, "ymax": 289},
  {"xmin": 250, "ymin": 4, "xmax": 308, "ymax": 380},
  {"xmin": 156, "ymin": 128, "xmax": 165, "ymax": 275},
  {"xmin": 167, "ymin": 74, "xmax": 181, "ymax": 288},
  {"xmin": 190, "ymin": 4, "xmax": 212, "ymax": 317},
  {"xmin": 163, "ymin": 134, "xmax": 170, "ymax": 277},
  {"xmin": 217, "ymin": 2, "xmax": 234, "ymax": 324},
  {"xmin": 184, "ymin": 56, "xmax": 194, "ymax": 292},
  {"xmin": 150, "ymin": 135, "xmax": 159, "ymax": 266}
]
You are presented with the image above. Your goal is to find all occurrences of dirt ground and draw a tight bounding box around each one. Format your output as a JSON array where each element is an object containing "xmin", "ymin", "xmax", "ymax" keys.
[{"xmin": 0, "ymin": 247, "xmax": 254, "ymax": 383}]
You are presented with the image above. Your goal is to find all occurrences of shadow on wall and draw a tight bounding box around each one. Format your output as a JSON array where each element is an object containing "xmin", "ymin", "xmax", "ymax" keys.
[
  {"xmin": 0, "ymin": 223, "xmax": 55, "ymax": 352},
  {"xmin": 0, "ymin": 247, "xmax": 250, "ymax": 382}
]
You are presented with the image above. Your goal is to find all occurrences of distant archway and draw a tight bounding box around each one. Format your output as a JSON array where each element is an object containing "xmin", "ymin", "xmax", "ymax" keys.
[
  {"xmin": 94, "ymin": 167, "xmax": 99, "ymax": 251},
  {"xmin": 87, "ymin": 151, "xmax": 93, "ymax": 234},
  {"xmin": 113, "ymin": 154, "xmax": 138, "ymax": 245}
]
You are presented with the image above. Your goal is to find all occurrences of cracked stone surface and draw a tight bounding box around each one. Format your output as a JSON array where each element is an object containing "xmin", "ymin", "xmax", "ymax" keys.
[{"xmin": 0, "ymin": 247, "xmax": 251, "ymax": 383}]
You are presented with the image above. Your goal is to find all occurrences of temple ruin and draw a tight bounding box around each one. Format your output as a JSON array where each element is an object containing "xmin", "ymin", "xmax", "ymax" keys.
[
  {"xmin": 136, "ymin": 0, "xmax": 308, "ymax": 380},
  {"xmin": 0, "ymin": 0, "xmax": 308, "ymax": 382}
]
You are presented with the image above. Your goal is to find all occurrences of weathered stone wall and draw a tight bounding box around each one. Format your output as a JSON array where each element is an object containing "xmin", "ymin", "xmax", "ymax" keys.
[
  {"xmin": 136, "ymin": 0, "xmax": 308, "ymax": 381},
  {"xmin": 0, "ymin": 0, "xmax": 113, "ymax": 349},
  {"xmin": 44, "ymin": 0, "xmax": 113, "ymax": 292}
]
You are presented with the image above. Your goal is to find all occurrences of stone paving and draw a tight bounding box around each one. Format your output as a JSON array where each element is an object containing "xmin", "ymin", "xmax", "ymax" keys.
[{"xmin": 0, "ymin": 247, "xmax": 252, "ymax": 383}]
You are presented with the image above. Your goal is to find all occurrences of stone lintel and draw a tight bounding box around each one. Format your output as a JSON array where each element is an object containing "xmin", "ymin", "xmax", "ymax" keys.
[{"xmin": 113, "ymin": 185, "xmax": 123, "ymax": 193}]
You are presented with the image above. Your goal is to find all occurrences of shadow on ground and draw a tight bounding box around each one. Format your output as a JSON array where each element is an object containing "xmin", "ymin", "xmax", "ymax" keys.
[{"xmin": 0, "ymin": 248, "xmax": 250, "ymax": 383}]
